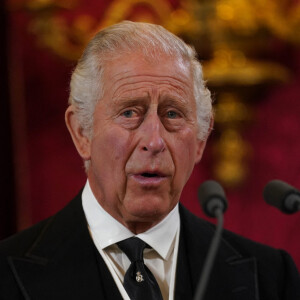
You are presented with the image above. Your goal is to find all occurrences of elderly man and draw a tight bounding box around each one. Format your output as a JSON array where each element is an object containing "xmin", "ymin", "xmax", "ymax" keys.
[{"xmin": 0, "ymin": 21, "xmax": 299, "ymax": 300}]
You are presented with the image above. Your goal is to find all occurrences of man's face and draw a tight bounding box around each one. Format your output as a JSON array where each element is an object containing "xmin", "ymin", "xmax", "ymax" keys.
[{"xmin": 83, "ymin": 52, "xmax": 206, "ymax": 232}]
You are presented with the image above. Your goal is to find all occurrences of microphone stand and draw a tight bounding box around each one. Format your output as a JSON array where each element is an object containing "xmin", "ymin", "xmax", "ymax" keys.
[{"xmin": 193, "ymin": 207, "xmax": 224, "ymax": 300}]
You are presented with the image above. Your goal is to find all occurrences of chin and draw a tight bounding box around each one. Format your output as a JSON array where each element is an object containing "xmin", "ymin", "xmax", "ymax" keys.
[{"xmin": 125, "ymin": 196, "xmax": 172, "ymax": 221}]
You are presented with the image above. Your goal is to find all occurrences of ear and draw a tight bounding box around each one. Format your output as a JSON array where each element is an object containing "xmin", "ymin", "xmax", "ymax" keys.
[
  {"xmin": 195, "ymin": 139, "xmax": 207, "ymax": 164},
  {"xmin": 195, "ymin": 116, "xmax": 214, "ymax": 164},
  {"xmin": 65, "ymin": 105, "xmax": 91, "ymax": 161}
]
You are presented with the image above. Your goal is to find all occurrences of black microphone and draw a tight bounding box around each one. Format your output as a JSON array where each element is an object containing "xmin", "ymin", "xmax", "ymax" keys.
[
  {"xmin": 198, "ymin": 180, "xmax": 228, "ymax": 217},
  {"xmin": 263, "ymin": 180, "xmax": 300, "ymax": 214},
  {"xmin": 194, "ymin": 180, "xmax": 228, "ymax": 300}
]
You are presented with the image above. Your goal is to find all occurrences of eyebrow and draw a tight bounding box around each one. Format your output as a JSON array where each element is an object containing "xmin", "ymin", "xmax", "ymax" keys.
[
  {"xmin": 158, "ymin": 95, "xmax": 191, "ymax": 112},
  {"xmin": 113, "ymin": 96, "xmax": 151, "ymax": 108},
  {"xmin": 159, "ymin": 93, "xmax": 188, "ymax": 103},
  {"xmin": 112, "ymin": 93, "xmax": 192, "ymax": 112}
]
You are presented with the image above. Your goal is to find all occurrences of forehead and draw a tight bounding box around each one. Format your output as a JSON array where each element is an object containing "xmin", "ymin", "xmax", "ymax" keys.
[{"xmin": 101, "ymin": 51, "xmax": 194, "ymax": 101}]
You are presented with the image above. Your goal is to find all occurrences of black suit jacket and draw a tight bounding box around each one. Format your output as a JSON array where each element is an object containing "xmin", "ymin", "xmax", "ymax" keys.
[{"xmin": 0, "ymin": 191, "xmax": 299, "ymax": 299}]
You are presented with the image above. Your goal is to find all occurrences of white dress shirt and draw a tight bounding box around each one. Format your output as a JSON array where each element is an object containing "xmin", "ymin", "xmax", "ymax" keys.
[{"xmin": 82, "ymin": 180, "xmax": 180, "ymax": 300}]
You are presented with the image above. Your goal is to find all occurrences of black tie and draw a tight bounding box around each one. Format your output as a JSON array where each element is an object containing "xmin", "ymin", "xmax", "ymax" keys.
[{"xmin": 117, "ymin": 237, "xmax": 163, "ymax": 300}]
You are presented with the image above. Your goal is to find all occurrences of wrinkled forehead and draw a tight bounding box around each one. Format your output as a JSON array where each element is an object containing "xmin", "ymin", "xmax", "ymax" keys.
[
  {"xmin": 100, "ymin": 50, "xmax": 194, "ymax": 104},
  {"xmin": 102, "ymin": 50, "xmax": 193, "ymax": 83},
  {"xmin": 102, "ymin": 47, "xmax": 192, "ymax": 73}
]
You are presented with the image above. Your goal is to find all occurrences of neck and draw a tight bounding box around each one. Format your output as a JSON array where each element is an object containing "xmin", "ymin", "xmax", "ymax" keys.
[{"xmin": 124, "ymin": 219, "xmax": 160, "ymax": 234}]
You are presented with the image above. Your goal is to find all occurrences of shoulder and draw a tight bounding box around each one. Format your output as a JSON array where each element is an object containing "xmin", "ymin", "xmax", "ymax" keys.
[
  {"xmin": 179, "ymin": 203, "xmax": 287, "ymax": 258},
  {"xmin": 0, "ymin": 190, "xmax": 83, "ymax": 257},
  {"xmin": 0, "ymin": 218, "xmax": 51, "ymax": 257},
  {"xmin": 179, "ymin": 203, "xmax": 300, "ymax": 275},
  {"xmin": 179, "ymin": 204, "xmax": 300, "ymax": 298},
  {"xmin": 179, "ymin": 203, "xmax": 300, "ymax": 297}
]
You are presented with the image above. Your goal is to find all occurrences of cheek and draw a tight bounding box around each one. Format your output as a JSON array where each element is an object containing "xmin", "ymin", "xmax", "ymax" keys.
[
  {"xmin": 173, "ymin": 130, "xmax": 198, "ymax": 177},
  {"xmin": 91, "ymin": 128, "xmax": 132, "ymax": 172}
]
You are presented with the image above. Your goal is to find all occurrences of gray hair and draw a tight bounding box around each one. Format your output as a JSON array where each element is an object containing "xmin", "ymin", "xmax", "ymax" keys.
[{"xmin": 69, "ymin": 20, "xmax": 212, "ymax": 140}]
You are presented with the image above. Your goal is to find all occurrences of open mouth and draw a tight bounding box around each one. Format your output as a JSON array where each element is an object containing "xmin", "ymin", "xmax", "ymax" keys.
[
  {"xmin": 132, "ymin": 171, "xmax": 167, "ymax": 185},
  {"xmin": 141, "ymin": 172, "xmax": 159, "ymax": 178}
]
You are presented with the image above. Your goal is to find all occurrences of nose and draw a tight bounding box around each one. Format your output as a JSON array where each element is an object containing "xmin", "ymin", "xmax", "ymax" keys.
[{"xmin": 140, "ymin": 113, "xmax": 165, "ymax": 155}]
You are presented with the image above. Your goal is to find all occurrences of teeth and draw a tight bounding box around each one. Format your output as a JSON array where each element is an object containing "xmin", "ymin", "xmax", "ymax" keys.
[{"xmin": 142, "ymin": 173, "xmax": 157, "ymax": 177}]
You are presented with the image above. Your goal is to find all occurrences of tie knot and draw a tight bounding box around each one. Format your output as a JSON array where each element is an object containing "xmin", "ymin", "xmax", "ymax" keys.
[{"xmin": 117, "ymin": 237, "xmax": 147, "ymax": 262}]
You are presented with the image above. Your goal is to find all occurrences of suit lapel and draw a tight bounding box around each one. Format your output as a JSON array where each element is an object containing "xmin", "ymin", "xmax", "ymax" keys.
[
  {"xmin": 176, "ymin": 204, "xmax": 259, "ymax": 300},
  {"xmin": 8, "ymin": 194, "xmax": 259, "ymax": 299},
  {"xmin": 174, "ymin": 223, "xmax": 194, "ymax": 300},
  {"xmin": 8, "ymin": 193, "xmax": 122, "ymax": 300},
  {"xmin": 94, "ymin": 245, "xmax": 123, "ymax": 300}
]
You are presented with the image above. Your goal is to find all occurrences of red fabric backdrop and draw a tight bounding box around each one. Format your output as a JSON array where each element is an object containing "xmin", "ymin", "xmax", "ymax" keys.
[{"xmin": 7, "ymin": 1, "xmax": 300, "ymax": 270}]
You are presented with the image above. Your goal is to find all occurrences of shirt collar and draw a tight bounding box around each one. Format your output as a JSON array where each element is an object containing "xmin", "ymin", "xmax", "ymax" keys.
[{"xmin": 82, "ymin": 180, "xmax": 179, "ymax": 261}]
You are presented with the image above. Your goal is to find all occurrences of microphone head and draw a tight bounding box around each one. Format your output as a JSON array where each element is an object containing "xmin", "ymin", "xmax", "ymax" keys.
[
  {"xmin": 198, "ymin": 180, "xmax": 228, "ymax": 218},
  {"xmin": 263, "ymin": 180, "xmax": 300, "ymax": 214}
]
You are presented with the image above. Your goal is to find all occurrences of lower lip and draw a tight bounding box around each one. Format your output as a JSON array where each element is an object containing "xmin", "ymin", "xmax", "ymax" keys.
[{"xmin": 131, "ymin": 175, "xmax": 167, "ymax": 186}]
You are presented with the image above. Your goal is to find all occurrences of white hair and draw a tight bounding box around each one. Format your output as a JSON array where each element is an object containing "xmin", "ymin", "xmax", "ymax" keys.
[{"xmin": 68, "ymin": 21, "xmax": 212, "ymax": 168}]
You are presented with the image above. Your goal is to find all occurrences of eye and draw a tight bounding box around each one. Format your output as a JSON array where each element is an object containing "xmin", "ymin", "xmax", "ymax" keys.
[
  {"xmin": 122, "ymin": 110, "xmax": 136, "ymax": 118},
  {"xmin": 167, "ymin": 110, "xmax": 179, "ymax": 119}
]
